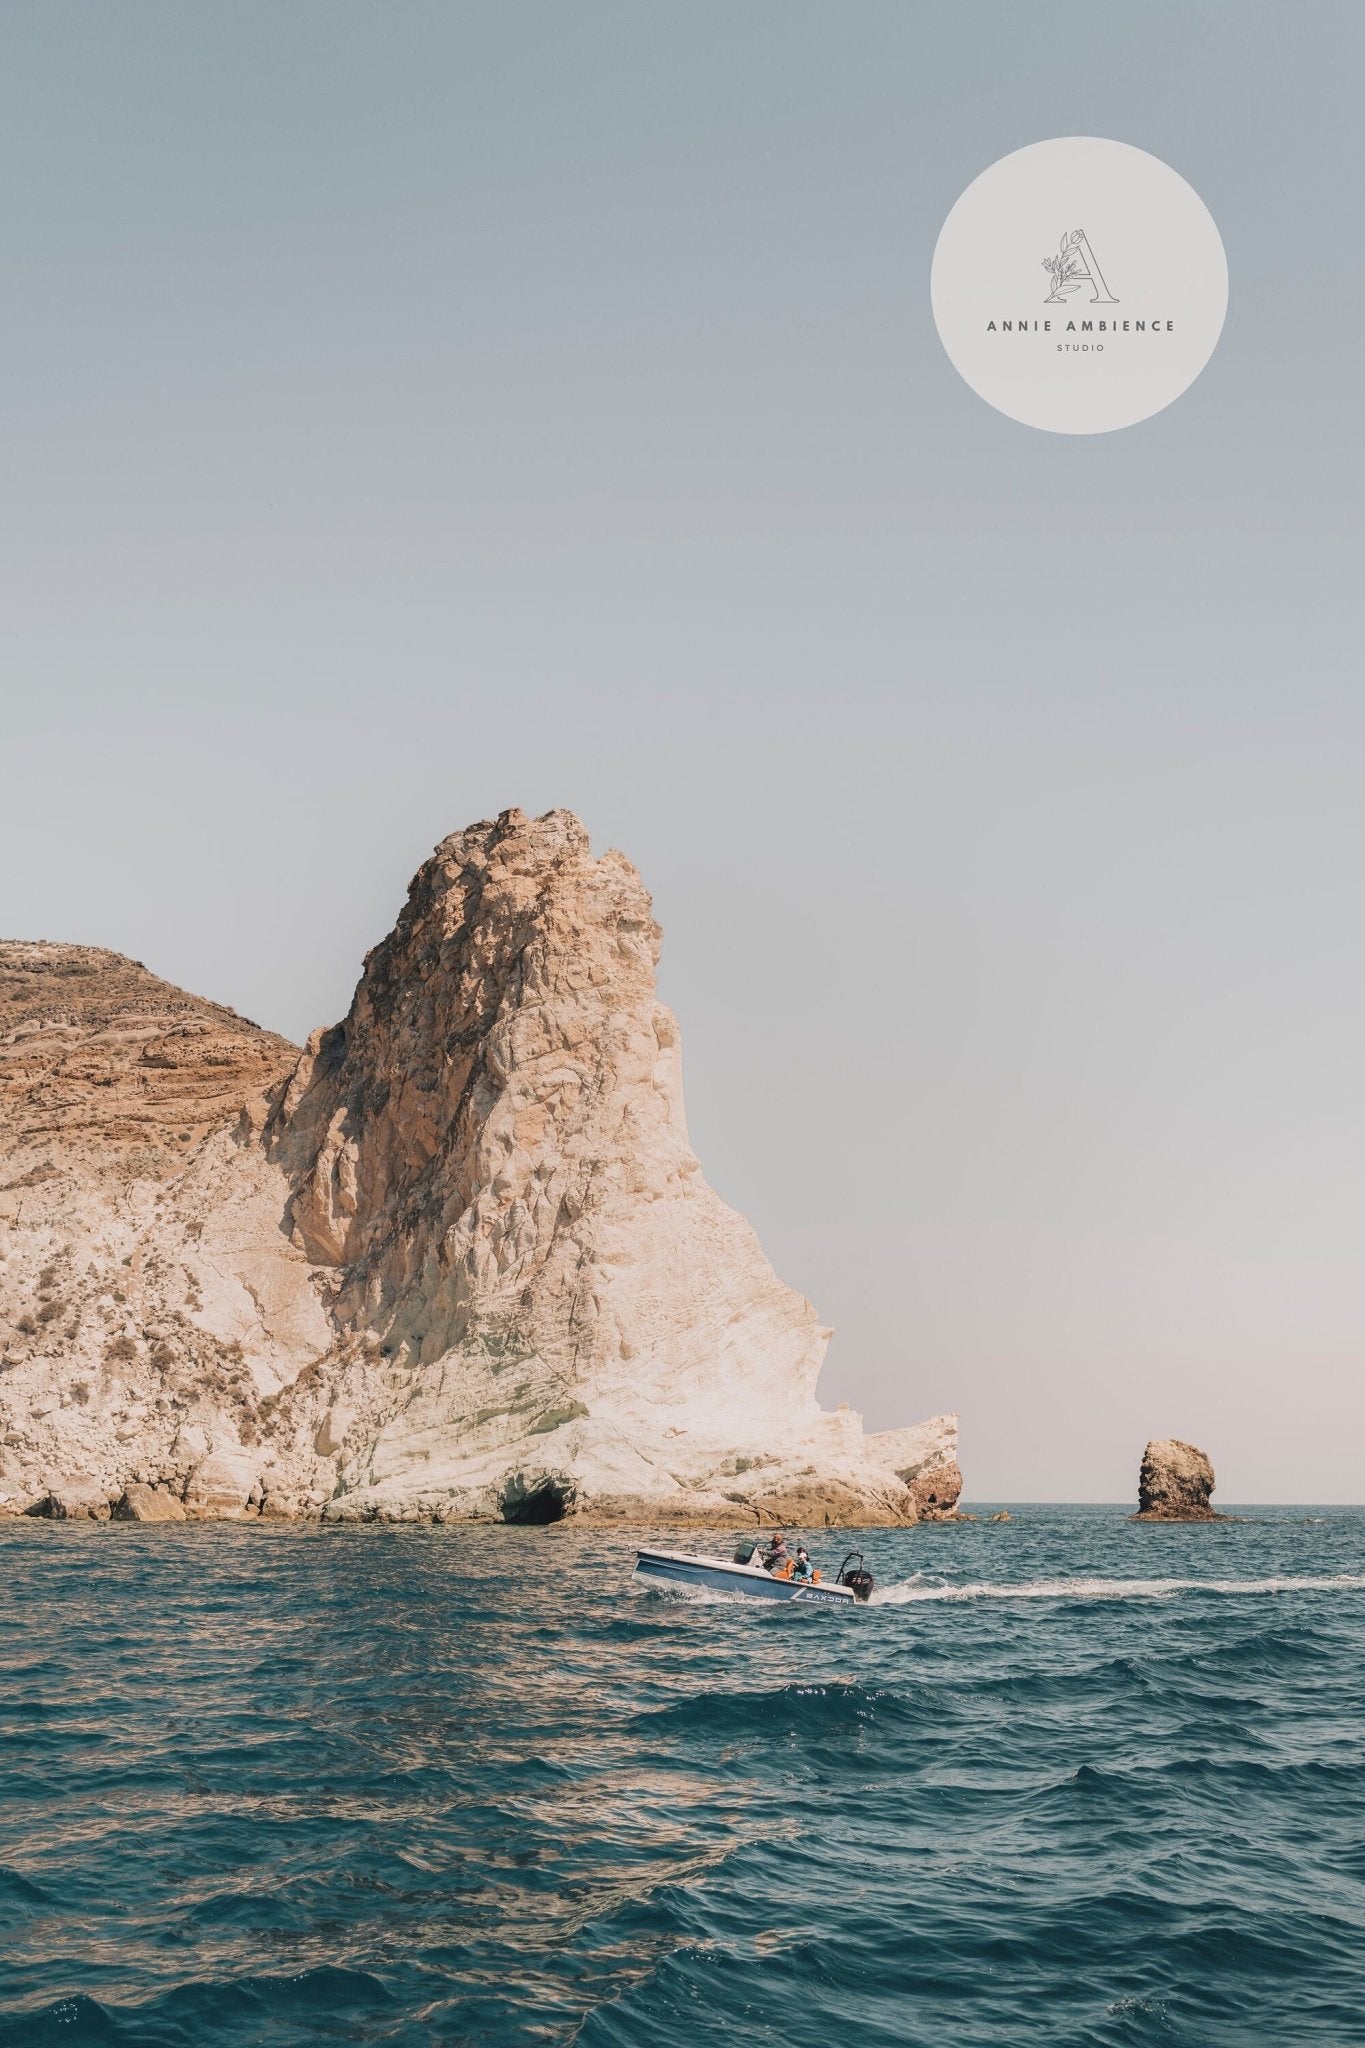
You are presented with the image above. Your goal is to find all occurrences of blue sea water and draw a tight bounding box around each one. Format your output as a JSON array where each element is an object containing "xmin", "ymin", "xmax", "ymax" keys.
[{"xmin": 2, "ymin": 1507, "xmax": 1363, "ymax": 2047}]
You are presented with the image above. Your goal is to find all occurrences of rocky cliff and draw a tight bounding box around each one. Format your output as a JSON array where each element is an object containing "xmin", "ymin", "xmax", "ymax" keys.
[{"xmin": 0, "ymin": 811, "xmax": 960, "ymax": 1525}]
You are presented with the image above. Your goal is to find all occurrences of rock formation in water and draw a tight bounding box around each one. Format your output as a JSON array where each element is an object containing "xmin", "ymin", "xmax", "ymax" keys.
[
  {"xmin": 1133, "ymin": 1438, "xmax": 1219, "ymax": 1521},
  {"xmin": 0, "ymin": 810, "xmax": 960, "ymax": 1525}
]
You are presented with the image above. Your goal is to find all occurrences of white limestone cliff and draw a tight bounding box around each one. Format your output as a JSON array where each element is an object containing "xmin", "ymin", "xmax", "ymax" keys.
[{"xmin": 0, "ymin": 812, "xmax": 960, "ymax": 1525}]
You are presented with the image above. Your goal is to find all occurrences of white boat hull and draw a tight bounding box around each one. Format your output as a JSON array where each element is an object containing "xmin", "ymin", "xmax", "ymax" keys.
[{"xmin": 633, "ymin": 1547, "xmax": 858, "ymax": 1604}]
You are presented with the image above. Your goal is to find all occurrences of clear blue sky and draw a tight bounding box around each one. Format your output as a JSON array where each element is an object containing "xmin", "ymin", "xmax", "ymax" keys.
[{"xmin": 4, "ymin": 2, "xmax": 1363, "ymax": 1498}]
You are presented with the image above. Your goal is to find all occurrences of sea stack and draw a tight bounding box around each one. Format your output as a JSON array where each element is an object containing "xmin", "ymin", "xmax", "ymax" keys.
[
  {"xmin": 0, "ymin": 808, "xmax": 959, "ymax": 1526},
  {"xmin": 1133, "ymin": 1438, "xmax": 1220, "ymax": 1521}
]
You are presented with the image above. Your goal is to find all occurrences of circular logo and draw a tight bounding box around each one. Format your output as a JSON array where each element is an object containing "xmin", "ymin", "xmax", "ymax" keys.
[{"xmin": 930, "ymin": 137, "xmax": 1228, "ymax": 434}]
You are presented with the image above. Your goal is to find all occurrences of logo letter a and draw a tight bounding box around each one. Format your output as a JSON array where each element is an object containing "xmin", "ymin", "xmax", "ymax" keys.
[{"xmin": 1043, "ymin": 229, "xmax": 1118, "ymax": 305}]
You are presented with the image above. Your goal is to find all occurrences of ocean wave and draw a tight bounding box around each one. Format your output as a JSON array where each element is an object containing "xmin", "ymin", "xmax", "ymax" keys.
[
  {"xmin": 632, "ymin": 1681, "xmax": 923, "ymax": 1741},
  {"xmin": 872, "ymin": 1573, "xmax": 1365, "ymax": 1605}
]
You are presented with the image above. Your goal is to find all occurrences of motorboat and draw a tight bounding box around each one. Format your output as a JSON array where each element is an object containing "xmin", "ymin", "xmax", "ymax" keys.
[{"xmin": 633, "ymin": 1543, "xmax": 875, "ymax": 1605}]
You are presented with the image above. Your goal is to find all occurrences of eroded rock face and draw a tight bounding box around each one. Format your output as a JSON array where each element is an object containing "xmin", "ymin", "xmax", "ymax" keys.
[
  {"xmin": 1135, "ymin": 1438, "xmax": 1219, "ymax": 1521},
  {"xmin": 868, "ymin": 1419, "xmax": 965, "ymax": 1522},
  {"xmin": 0, "ymin": 809, "xmax": 960, "ymax": 1524},
  {"xmin": 0, "ymin": 939, "xmax": 324, "ymax": 1524},
  {"xmin": 0, "ymin": 942, "xmax": 296, "ymax": 1175}
]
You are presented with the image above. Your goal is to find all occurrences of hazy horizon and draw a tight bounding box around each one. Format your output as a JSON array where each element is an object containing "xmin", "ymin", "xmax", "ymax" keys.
[{"xmin": 4, "ymin": 1, "xmax": 1364, "ymax": 1502}]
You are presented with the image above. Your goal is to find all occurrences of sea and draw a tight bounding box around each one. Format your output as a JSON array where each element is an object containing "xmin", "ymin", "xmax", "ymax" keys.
[{"xmin": 2, "ymin": 1506, "xmax": 1363, "ymax": 2047}]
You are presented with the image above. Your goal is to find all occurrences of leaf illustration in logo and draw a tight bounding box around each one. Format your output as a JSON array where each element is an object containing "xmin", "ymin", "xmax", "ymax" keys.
[{"xmin": 1060, "ymin": 233, "xmax": 1070, "ymax": 254}]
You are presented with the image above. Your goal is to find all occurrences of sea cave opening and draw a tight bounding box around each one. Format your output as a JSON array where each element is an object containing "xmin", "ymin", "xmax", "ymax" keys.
[{"xmin": 500, "ymin": 1475, "xmax": 574, "ymax": 1525}]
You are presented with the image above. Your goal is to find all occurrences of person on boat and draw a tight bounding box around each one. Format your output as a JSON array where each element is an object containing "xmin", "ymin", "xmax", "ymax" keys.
[
  {"xmin": 791, "ymin": 1545, "xmax": 813, "ymax": 1580},
  {"xmin": 762, "ymin": 1532, "xmax": 789, "ymax": 1572}
]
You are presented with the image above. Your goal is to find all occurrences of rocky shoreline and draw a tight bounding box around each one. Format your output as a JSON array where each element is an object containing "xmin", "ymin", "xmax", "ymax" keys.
[{"xmin": 13, "ymin": 1485, "xmax": 969, "ymax": 1528}]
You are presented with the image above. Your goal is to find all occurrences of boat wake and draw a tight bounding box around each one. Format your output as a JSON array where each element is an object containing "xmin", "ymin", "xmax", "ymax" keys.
[{"xmin": 872, "ymin": 1572, "xmax": 1365, "ymax": 1606}]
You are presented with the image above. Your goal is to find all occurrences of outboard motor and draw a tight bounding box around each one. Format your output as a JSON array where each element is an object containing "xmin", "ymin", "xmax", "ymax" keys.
[
  {"xmin": 733, "ymin": 1540, "xmax": 761, "ymax": 1565},
  {"xmin": 836, "ymin": 1550, "xmax": 876, "ymax": 1602}
]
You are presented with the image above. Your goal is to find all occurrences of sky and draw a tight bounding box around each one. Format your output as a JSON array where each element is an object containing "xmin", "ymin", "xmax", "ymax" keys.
[{"xmin": 3, "ymin": 1, "xmax": 1363, "ymax": 1501}]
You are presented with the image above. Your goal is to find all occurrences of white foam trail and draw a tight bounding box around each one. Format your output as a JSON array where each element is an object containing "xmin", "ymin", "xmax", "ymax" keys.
[{"xmin": 872, "ymin": 1573, "xmax": 1365, "ymax": 1606}]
